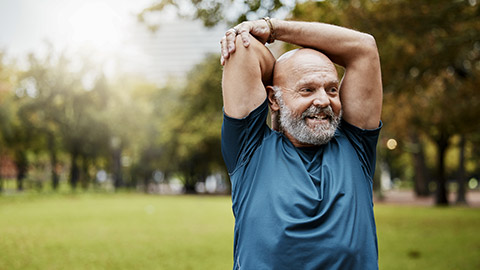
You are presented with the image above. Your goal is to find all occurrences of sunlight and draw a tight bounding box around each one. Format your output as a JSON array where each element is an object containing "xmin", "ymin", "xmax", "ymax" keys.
[{"xmin": 67, "ymin": 2, "xmax": 123, "ymax": 53}]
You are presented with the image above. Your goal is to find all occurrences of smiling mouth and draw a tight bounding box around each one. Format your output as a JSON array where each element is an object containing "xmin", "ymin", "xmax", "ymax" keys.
[{"xmin": 305, "ymin": 114, "xmax": 330, "ymax": 121}]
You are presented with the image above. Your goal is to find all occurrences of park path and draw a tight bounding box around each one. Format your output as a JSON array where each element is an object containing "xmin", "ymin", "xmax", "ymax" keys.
[{"xmin": 375, "ymin": 190, "xmax": 480, "ymax": 207}]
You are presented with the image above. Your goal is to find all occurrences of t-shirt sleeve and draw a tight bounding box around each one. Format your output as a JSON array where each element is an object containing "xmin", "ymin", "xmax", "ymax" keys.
[
  {"xmin": 339, "ymin": 119, "xmax": 383, "ymax": 178},
  {"xmin": 221, "ymin": 99, "xmax": 269, "ymax": 174}
]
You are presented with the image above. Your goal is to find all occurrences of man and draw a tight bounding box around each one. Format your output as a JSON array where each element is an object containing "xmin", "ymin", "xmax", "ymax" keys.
[{"xmin": 220, "ymin": 18, "xmax": 382, "ymax": 270}]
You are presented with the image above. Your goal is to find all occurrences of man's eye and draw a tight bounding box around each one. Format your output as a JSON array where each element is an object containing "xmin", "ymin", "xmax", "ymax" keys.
[
  {"xmin": 329, "ymin": 87, "xmax": 338, "ymax": 93},
  {"xmin": 301, "ymin": 88, "xmax": 313, "ymax": 92}
]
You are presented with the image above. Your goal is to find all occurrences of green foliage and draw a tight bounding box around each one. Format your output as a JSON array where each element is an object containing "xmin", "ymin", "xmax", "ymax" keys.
[
  {"xmin": 102, "ymin": 75, "xmax": 162, "ymax": 189},
  {"xmin": 291, "ymin": 0, "xmax": 480, "ymax": 203},
  {"xmin": 0, "ymin": 44, "xmax": 227, "ymax": 192},
  {"xmin": 0, "ymin": 52, "xmax": 42, "ymax": 190},
  {"xmin": 13, "ymin": 51, "xmax": 114, "ymax": 189},
  {"xmin": 157, "ymin": 54, "xmax": 225, "ymax": 191},
  {"xmin": 140, "ymin": 0, "xmax": 480, "ymax": 202},
  {"xmin": 2, "ymin": 0, "xmax": 479, "ymax": 198},
  {"xmin": 0, "ymin": 46, "xmax": 168, "ymax": 191},
  {"xmin": 139, "ymin": 0, "xmax": 289, "ymax": 27}
]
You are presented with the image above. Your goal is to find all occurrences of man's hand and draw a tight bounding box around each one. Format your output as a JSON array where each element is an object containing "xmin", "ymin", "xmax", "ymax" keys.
[{"xmin": 220, "ymin": 19, "xmax": 271, "ymax": 65}]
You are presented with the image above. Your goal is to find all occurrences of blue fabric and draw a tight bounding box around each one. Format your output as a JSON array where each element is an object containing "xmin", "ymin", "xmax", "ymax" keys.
[{"xmin": 221, "ymin": 99, "xmax": 382, "ymax": 270}]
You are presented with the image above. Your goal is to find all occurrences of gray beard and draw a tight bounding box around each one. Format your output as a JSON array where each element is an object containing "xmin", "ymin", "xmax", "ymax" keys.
[{"xmin": 276, "ymin": 93, "xmax": 342, "ymax": 146}]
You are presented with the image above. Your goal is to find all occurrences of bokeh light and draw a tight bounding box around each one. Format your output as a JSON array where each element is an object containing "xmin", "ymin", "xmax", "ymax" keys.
[
  {"xmin": 468, "ymin": 178, "xmax": 478, "ymax": 189},
  {"xmin": 386, "ymin": 138, "xmax": 398, "ymax": 150}
]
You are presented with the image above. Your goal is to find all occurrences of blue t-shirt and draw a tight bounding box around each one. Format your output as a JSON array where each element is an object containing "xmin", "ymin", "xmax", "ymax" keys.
[{"xmin": 221, "ymin": 99, "xmax": 382, "ymax": 270}]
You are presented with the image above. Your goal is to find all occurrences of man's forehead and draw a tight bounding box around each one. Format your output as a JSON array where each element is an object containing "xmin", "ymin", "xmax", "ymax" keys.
[
  {"xmin": 277, "ymin": 48, "xmax": 333, "ymax": 65},
  {"xmin": 296, "ymin": 73, "xmax": 339, "ymax": 85},
  {"xmin": 274, "ymin": 48, "xmax": 338, "ymax": 85},
  {"xmin": 276, "ymin": 49, "xmax": 300, "ymax": 63}
]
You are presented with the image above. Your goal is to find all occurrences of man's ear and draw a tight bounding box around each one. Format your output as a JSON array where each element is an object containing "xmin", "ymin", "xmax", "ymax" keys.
[
  {"xmin": 266, "ymin": 86, "xmax": 280, "ymax": 112},
  {"xmin": 266, "ymin": 86, "xmax": 280, "ymax": 131}
]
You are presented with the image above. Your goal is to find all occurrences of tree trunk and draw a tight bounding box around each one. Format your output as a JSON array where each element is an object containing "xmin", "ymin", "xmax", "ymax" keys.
[
  {"xmin": 184, "ymin": 171, "xmax": 197, "ymax": 194},
  {"xmin": 143, "ymin": 174, "xmax": 150, "ymax": 193},
  {"xmin": 411, "ymin": 134, "xmax": 431, "ymax": 197},
  {"xmin": 0, "ymin": 152, "xmax": 3, "ymax": 193},
  {"xmin": 434, "ymin": 135, "xmax": 450, "ymax": 206},
  {"xmin": 50, "ymin": 154, "xmax": 59, "ymax": 190},
  {"xmin": 373, "ymin": 160, "xmax": 383, "ymax": 200},
  {"xmin": 81, "ymin": 155, "xmax": 90, "ymax": 190},
  {"xmin": 112, "ymin": 148, "xmax": 123, "ymax": 189},
  {"xmin": 15, "ymin": 151, "xmax": 28, "ymax": 191},
  {"xmin": 16, "ymin": 166, "xmax": 26, "ymax": 191},
  {"xmin": 456, "ymin": 135, "xmax": 467, "ymax": 205},
  {"xmin": 48, "ymin": 135, "xmax": 59, "ymax": 190},
  {"xmin": 70, "ymin": 150, "xmax": 80, "ymax": 190}
]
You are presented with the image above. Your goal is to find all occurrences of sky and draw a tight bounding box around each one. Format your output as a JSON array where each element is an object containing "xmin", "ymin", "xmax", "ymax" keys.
[
  {"xmin": 0, "ymin": 0, "xmax": 149, "ymax": 55},
  {"xmin": 0, "ymin": 0, "xmax": 227, "ymax": 84}
]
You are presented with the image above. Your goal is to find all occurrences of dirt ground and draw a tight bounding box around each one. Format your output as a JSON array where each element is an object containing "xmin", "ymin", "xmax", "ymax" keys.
[{"xmin": 375, "ymin": 190, "xmax": 480, "ymax": 207}]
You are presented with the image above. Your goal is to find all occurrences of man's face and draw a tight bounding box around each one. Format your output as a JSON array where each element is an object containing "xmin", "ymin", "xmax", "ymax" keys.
[
  {"xmin": 275, "ymin": 86, "xmax": 342, "ymax": 146},
  {"xmin": 272, "ymin": 49, "xmax": 342, "ymax": 146}
]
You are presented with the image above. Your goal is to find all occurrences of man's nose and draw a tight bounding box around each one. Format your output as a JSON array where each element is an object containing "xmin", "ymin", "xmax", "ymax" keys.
[{"xmin": 312, "ymin": 89, "xmax": 330, "ymax": 108}]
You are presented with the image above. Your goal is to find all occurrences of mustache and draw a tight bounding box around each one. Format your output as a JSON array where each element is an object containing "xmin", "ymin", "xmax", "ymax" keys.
[{"xmin": 301, "ymin": 105, "xmax": 335, "ymax": 119}]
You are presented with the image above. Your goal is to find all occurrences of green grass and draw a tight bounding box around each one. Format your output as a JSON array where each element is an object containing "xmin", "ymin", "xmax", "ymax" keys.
[
  {"xmin": 1, "ymin": 193, "xmax": 479, "ymax": 270},
  {"xmin": 0, "ymin": 193, "xmax": 234, "ymax": 270},
  {"xmin": 375, "ymin": 205, "xmax": 480, "ymax": 270}
]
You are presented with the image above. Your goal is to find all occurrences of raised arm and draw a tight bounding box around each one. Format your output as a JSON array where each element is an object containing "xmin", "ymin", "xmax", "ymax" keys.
[
  {"xmin": 225, "ymin": 19, "xmax": 382, "ymax": 129},
  {"xmin": 221, "ymin": 32, "xmax": 275, "ymax": 119}
]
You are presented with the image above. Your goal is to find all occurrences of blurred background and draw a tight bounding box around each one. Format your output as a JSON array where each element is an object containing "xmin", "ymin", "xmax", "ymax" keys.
[{"xmin": 0, "ymin": 0, "xmax": 479, "ymax": 269}]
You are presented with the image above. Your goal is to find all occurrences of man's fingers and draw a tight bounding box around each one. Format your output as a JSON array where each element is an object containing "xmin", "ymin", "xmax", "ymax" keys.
[
  {"xmin": 221, "ymin": 36, "xmax": 229, "ymax": 59},
  {"xmin": 234, "ymin": 22, "xmax": 252, "ymax": 47},
  {"xmin": 219, "ymin": 28, "xmax": 237, "ymax": 62},
  {"xmin": 240, "ymin": 31, "xmax": 250, "ymax": 47},
  {"xmin": 220, "ymin": 24, "xmax": 253, "ymax": 65},
  {"xmin": 226, "ymin": 29, "xmax": 237, "ymax": 54}
]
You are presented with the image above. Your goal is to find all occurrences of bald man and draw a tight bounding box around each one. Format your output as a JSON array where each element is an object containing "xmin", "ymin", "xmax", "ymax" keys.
[{"xmin": 220, "ymin": 19, "xmax": 382, "ymax": 270}]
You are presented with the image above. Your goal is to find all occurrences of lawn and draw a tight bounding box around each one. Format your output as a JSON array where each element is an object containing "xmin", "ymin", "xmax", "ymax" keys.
[
  {"xmin": 0, "ymin": 193, "xmax": 479, "ymax": 270},
  {"xmin": 375, "ymin": 205, "xmax": 480, "ymax": 270}
]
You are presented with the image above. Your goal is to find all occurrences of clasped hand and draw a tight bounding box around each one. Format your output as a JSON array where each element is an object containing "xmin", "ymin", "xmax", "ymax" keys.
[{"xmin": 220, "ymin": 19, "xmax": 272, "ymax": 65}]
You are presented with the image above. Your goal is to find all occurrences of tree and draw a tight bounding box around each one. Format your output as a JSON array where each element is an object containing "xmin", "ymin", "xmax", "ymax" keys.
[
  {"xmin": 143, "ymin": 0, "xmax": 480, "ymax": 204},
  {"xmin": 139, "ymin": 0, "xmax": 291, "ymax": 28},
  {"xmin": 289, "ymin": 0, "xmax": 480, "ymax": 205},
  {"xmin": 157, "ymin": 54, "xmax": 225, "ymax": 193},
  {"xmin": 0, "ymin": 51, "xmax": 16, "ymax": 191},
  {"xmin": 0, "ymin": 52, "xmax": 45, "ymax": 191},
  {"xmin": 104, "ymin": 75, "xmax": 161, "ymax": 190},
  {"xmin": 15, "ymin": 48, "xmax": 114, "ymax": 191}
]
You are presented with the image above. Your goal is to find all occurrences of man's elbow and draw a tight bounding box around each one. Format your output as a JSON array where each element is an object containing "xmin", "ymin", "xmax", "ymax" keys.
[
  {"xmin": 343, "ymin": 33, "xmax": 379, "ymax": 67},
  {"xmin": 360, "ymin": 33, "xmax": 380, "ymax": 60},
  {"xmin": 362, "ymin": 33, "xmax": 377, "ymax": 50}
]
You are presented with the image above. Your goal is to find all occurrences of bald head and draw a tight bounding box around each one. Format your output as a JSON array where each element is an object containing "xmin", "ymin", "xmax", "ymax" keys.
[{"xmin": 273, "ymin": 48, "xmax": 338, "ymax": 88}]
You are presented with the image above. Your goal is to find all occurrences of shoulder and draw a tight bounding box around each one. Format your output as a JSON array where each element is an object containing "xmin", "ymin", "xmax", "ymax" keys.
[
  {"xmin": 222, "ymin": 99, "xmax": 273, "ymax": 174},
  {"xmin": 333, "ymin": 119, "xmax": 383, "ymax": 159},
  {"xmin": 333, "ymin": 119, "xmax": 383, "ymax": 177},
  {"xmin": 337, "ymin": 119, "xmax": 382, "ymax": 138}
]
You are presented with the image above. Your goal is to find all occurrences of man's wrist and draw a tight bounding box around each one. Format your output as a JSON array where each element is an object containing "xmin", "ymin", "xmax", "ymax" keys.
[
  {"xmin": 269, "ymin": 18, "xmax": 285, "ymax": 43},
  {"xmin": 262, "ymin": 17, "xmax": 276, "ymax": 43}
]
